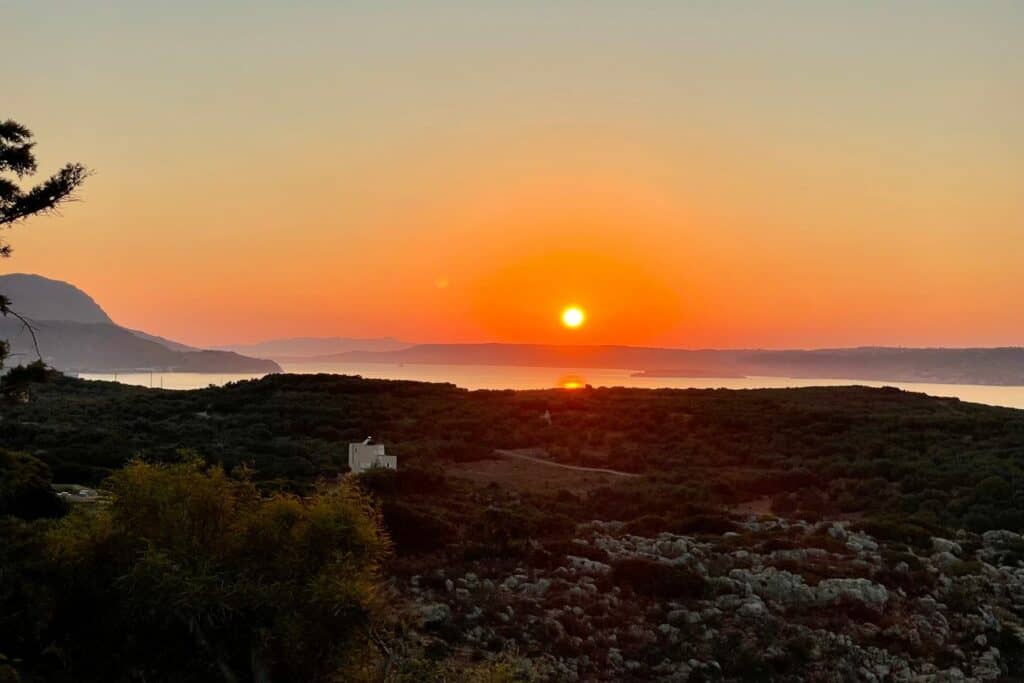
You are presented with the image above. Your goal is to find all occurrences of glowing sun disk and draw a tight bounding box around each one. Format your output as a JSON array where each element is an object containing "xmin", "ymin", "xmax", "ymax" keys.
[{"xmin": 561, "ymin": 306, "xmax": 585, "ymax": 328}]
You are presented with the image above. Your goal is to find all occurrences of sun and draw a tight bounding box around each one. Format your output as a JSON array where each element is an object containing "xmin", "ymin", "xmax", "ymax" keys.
[{"xmin": 561, "ymin": 306, "xmax": 585, "ymax": 329}]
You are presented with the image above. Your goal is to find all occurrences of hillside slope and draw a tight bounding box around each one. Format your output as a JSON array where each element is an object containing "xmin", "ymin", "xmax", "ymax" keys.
[{"xmin": 0, "ymin": 318, "xmax": 280, "ymax": 373}]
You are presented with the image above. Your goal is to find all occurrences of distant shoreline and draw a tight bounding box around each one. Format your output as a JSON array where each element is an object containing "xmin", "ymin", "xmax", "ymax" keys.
[
  {"xmin": 630, "ymin": 368, "xmax": 746, "ymax": 379},
  {"xmin": 73, "ymin": 359, "xmax": 1024, "ymax": 389},
  {"xmin": 282, "ymin": 343, "xmax": 1024, "ymax": 388},
  {"xmin": 73, "ymin": 365, "xmax": 1024, "ymax": 410}
]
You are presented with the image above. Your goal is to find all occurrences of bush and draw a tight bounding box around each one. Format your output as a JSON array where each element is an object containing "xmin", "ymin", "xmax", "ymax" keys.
[
  {"xmin": 381, "ymin": 500, "xmax": 455, "ymax": 555},
  {"xmin": 357, "ymin": 467, "xmax": 399, "ymax": 496},
  {"xmin": 611, "ymin": 558, "xmax": 707, "ymax": 600},
  {"xmin": 857, "ymin": 516, "xmax": 935, "ymax": 549},
  {"xmin": 542, "ymin": 540, "xmax": 610, "ymax": 564},
  {"xmin": 624, "ymin": 515, "xmax": 668, "ymax": 536},
  {"xmin": 0, "ymin": 451, "xmax": 67, "ymax": 520},
  {"xmin": 673, "ymin": 514, "xmax": 741, "ymax": 535},
  {"xmin": 44, "ymin": 459, "xmax": 390, "ymax": 682},
  {"xmin": 357, "ymin": 466, "xmax": 449, "ymax": 498}
]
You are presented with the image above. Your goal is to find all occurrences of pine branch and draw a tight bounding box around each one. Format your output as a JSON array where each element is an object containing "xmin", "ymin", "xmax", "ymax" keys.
[{"xmin": 0, "ymin": 162, "xmax": 90, "ymax": 227}]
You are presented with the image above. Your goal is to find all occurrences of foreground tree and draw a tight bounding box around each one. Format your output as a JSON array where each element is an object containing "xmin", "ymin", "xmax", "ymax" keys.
[
  {"xmin": 0, "ymin": 120, "xmax": 87, "ymax": 237},
  {"xmin": 0, "ymin": 119, "xmax": 88, "ymax": 368},
  {"xmin": 45, "ymin": 460, "xmax": 389, "ymax": 682}
]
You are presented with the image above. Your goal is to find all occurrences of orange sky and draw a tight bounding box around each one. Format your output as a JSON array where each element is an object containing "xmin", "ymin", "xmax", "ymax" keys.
[{"xmin": 4, "ymin": 3, "xmax": 1022, "ymax": 348}]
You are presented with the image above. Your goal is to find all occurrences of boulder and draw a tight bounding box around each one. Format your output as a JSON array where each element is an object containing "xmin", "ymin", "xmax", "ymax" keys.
[
  {"xmin": 982, "ymin": 530, "xmax": 1021, "ymax": 548},
  {"xmin": 420, "ymin": 603, "xmax": 452, "ymax": 625},
  {"xmin": 566, "ymin": 555, "xmax": 612, "ymax": 576},
  {"xmin": 973, "ymin": 647, "xmax": 1002, "ymax": 681},
  {"xmin": 738, "ymin": 598, "xmax": 769, "ymax": 619},
  {"xmin": 816, "ymin": 578, "xmax": 889, "ymax": 610},
  {"xmin": 932, "ymin": 537, "xmax": 963, "ymax": 556},
  {"xmin": 730, "ymin": 567, "xmax": 816, "ymax": 605},
  {"xmin": 931, "ymin": 551, "xmax": 961, "ymax": 572}
]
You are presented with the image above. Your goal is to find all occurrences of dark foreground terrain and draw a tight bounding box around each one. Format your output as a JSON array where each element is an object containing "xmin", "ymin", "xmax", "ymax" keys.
[{"xmin": 3, "ymin": 372, "xmax": 1024, "ymax": 681}]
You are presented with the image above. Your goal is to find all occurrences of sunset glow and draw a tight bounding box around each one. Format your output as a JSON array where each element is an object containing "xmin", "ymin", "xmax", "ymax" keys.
[
  {"xmin": 558, "ymin": 374, "xmax": 587, "ymax": 390},
  {"xmin": 5, "ymin": 3, "xmax": 1022, "ymax": 349}
]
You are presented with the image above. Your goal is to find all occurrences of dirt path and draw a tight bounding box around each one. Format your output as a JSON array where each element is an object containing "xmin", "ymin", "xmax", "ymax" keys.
[{"xmin": 494, "ymin": 449, "xmax": 640, "ymax": 478}]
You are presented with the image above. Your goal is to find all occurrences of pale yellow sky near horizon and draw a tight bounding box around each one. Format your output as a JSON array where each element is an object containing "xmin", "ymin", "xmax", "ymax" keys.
[{"xmin": 4, "ymin": 1, "xmax": 1022, "ymax": 348}]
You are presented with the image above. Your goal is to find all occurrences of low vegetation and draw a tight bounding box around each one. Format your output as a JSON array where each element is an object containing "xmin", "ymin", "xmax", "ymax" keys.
[
  {"xmin": 3, "ymin": 373, "xmax": 1024, "ymax": 535},
  {"xmin": 3, "ymin": 371, "xmax": 1024, "ymax": 680}
]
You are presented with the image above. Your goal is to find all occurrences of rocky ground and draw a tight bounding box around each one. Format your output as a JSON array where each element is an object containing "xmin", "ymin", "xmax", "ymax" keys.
[{"xmin": 398, "ymin": 515, "xmax": 1024, "ymax": 681}]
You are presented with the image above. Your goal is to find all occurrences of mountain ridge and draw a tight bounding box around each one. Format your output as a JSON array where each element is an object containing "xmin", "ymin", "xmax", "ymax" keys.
[
  {"xmin": 0, "ymin": 274, "xmax": 278, "ymax": 374},
  {"xmin": 216, "ymin": 335, "xmax": 409, "ymax": 360},
  {"xmin": 0, "ymin": 273, "xmax": 113, "ymax": 324},
  {"xmin": 302, "ymin": 342, "xmax": 1024, "ymax": 386}
]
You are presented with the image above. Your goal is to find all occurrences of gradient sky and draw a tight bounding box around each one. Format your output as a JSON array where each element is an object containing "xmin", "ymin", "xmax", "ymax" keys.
[{"xmin": 4, "ymin": 1, "xmax": 1022, "ymax": 348}]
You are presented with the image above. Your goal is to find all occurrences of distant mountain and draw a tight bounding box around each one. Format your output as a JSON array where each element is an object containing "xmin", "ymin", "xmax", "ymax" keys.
[
  {"xmin": 0, "ymin": 273, "xmax": 113, "ymax": 324},
  {"xmin": 0, "ymin": 274, "xmax": 279, "ymax": 374},
  {"xmin": 124, "ymin": 328, "xmax": 198, "ymax": 353},
  {"xmin": 0, "ymin": 319, "xmax": 280, "ymax": 373},
  {"xmin": 316, "ymin": 343, "xmax": 1024, "ymax": 386},
  {"xmin": 218, "ymin": 336, "xmax": 410, "ymax": 360}
]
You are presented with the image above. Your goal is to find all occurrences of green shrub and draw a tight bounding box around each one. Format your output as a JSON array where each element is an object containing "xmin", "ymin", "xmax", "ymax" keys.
[
  {"xmin": 44, "ymin": 459, "xmax": 389, "ymax": 682},
  {"xmin": 381, "ymin": 500, "xmax": 455, "ymax": 555},
  {"xmin": 673, "ymin": 514, "xmax": 741, "ymax": 535},
  {"xmin": 857, "ymin": 516, "xmax": 935, "ymax": 549},
  {"xmin": 611, "ymin": 558, "xmax": 707, "ymax": 600},
  {"xmin": 0, "ymin": 451, "xmax": 67, "ymax": 520}
]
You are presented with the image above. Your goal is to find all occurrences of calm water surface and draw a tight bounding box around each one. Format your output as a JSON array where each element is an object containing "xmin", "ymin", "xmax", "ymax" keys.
[{"xmin": 79, "ymin": 362, "xmax": 1024, "ymax": 410}]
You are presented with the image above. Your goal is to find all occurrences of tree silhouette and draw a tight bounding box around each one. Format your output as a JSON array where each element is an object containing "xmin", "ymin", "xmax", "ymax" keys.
[{"xmin": 0, "ymin": 119, "xmax": 88, "ymax": 367}]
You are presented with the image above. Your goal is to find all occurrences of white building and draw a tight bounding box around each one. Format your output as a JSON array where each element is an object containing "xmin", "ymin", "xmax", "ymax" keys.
[{"xmin": 348, "ymin": 437, "xmax": 397, "ymax": 474}]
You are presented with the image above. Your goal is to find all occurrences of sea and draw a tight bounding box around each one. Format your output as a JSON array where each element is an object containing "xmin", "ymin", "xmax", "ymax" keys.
[{"xmin": 76, "ymin": 361, "xmax": 1024, "ymax": 411}]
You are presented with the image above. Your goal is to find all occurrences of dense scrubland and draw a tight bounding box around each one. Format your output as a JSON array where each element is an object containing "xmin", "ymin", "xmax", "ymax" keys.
[
  {"xmin": 3, "ymin": 371, "xmax": 1024, "ymax": 681},
  {"xmin": 7, "ymin": 372, "xmax": 1024, "ymax": 533}
]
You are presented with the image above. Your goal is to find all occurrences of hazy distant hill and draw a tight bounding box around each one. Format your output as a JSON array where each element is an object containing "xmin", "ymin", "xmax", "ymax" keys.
[
  {"xmin": 124, "ymin": 328, "xmax": 198, "ymax": 352},
  {"xmin": 218, "ymin": 336, "xmax": 410, "ymax": 360},
  {"xmin": 320, "ymin": 343, "xmax": 1024, "ymax": 386},
  {"xmin": 0, "ymin": 274, "xmax": 279, "ymax": 374},
  {"xmin": 318, "ymin": 343, "xmax": 741, "ymax": 373}
]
